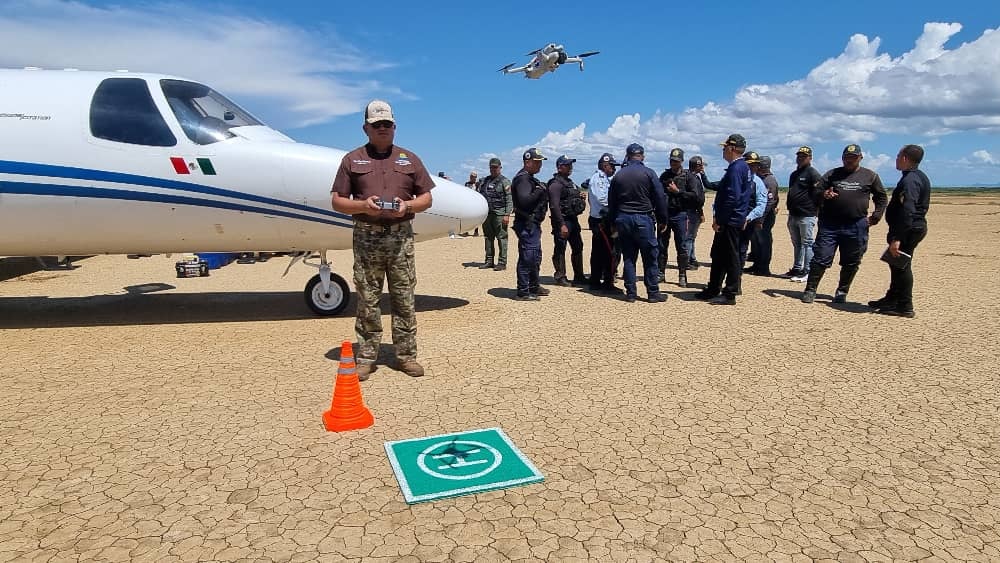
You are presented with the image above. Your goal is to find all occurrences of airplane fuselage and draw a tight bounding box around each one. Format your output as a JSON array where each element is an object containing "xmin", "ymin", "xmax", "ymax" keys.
[{"xmin": 0, "ymin": 69, "xmax": 487, "ymax": 256}]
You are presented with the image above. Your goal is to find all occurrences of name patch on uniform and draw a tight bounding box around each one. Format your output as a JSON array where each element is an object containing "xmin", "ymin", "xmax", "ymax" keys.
[{"xmin": 352, "ymin": 159, "xmax": 371, "ymax": 165}]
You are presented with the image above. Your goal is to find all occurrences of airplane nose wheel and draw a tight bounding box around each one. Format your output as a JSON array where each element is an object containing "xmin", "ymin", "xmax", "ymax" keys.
[{"xmin": 304, "ymin": 273, "xmax": 350, "ymax": 315}]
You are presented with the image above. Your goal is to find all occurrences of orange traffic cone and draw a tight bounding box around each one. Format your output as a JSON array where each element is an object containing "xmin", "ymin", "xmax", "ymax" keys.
[{"xmin": 323, "ymin": 341, "xmax": 374, "ymax": 432}]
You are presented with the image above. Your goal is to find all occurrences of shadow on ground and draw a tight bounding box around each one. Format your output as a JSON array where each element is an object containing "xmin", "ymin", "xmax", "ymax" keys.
[{"xmin": 0, "ymin": 291, "xmax": 469, "ymax": 328}]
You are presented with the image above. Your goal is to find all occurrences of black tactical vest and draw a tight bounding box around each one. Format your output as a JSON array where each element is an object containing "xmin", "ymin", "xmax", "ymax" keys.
[{"xmin": 479, "ymin": 174, "xmax": 509, "ymax": 211}]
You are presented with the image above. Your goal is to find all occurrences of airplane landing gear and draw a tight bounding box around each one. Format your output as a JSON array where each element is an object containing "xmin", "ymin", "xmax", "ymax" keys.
[{"xmin": 286, "ymin": 250, "xmax": 351, "ymax": 315}]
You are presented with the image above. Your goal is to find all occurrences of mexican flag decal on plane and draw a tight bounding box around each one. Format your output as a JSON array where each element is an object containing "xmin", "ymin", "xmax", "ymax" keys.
[{"xmin": 170, "ymin": 157, "xmax": 217, "ymax": 175}]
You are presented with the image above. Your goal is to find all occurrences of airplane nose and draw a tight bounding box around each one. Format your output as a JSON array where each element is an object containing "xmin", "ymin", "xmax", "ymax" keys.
[{"xmin": 415, "ymin": 179, "xmax": 487, "ymax": 240}]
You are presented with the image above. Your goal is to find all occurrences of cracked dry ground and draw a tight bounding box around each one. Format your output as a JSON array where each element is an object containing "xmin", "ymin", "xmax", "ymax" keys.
[{"xmin": 2, "ymin": 194, "xmax": 998, "ymax": 562}]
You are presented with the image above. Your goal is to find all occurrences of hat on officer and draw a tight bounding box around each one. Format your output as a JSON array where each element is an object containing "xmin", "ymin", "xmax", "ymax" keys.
[
  {"xmin": 796, "ymin": 146, "xmax": 813, "ymax": 156},
  {"xmin": 689, "ymin": 155, "xmax": 704, "ymax": 166},
  {"xmin": 626, "ymin": 143, "xmax": 645, "ymax": 156},
  {"xmin": 669, "ymin": 148, "xmax": 685, "ymax": 162},
  {"xmin": 743, "ymin": 150, "xmax": 762, "ymax": 164},
  {"xmin": 843, "ymin": 144, "xmax": 863, "ymax": 157},
  {"xmin": 489, "ymin": 157, "xmax": 502, "ymax": 167},
  {"xmin": 364, "ymin": 99, "xmax": 395, "ymax": 124},
  {"xmin": 759, "ymin": 156, "xmax": 772, "ymax": 169},
  {"xmin": 720, "ymin": 133, "xmax": 747, "ymax": 148},
  {"xmin": 598, "ymin": 153, "xmax": 618, "ymax": 167},
  {"xmin": 523, "ymin": 148, "xmax": 547, "ymax": 161},
  {"xmin": 556, "ymin": 155, "xmax": 577, "ymax": 167}
]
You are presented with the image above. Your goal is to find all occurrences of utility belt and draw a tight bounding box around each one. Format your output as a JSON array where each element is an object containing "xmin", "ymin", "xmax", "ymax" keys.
[{"xmin": 353, "ymin": 219, "xmax": 412, "ymax": 233}]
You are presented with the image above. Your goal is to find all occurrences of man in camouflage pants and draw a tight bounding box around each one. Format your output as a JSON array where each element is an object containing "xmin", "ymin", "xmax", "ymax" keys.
[
  {"xmin": 331, "ymin": 99, "xmax": 435, "ymax": 380},
  {"xmin": 477, "ymin": 157, "xmax": 513, "ymax": 270}
]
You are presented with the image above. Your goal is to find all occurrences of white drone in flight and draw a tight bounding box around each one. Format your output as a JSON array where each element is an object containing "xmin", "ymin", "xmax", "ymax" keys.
[{"xmin": 499, "ymin": 43, "xmax": 600, "ymax": 79}]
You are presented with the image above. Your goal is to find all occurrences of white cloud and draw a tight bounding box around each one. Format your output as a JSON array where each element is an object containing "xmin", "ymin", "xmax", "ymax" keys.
[
  {"xmin": 0, "ymin": 0, "xmax": 396, "ymax": 127},
  {"xmin": 971, "ymin": 150, "xmax": 997, "ymax": 165},
  {"xmin": 491, "ymin": 22, "xmax": 1000, "ymax": 181}
]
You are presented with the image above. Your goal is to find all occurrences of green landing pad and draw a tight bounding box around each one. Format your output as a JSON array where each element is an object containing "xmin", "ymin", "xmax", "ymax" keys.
[{"xmin": 384, "ymin": 427, "xmax": 544, "ymax": 504}]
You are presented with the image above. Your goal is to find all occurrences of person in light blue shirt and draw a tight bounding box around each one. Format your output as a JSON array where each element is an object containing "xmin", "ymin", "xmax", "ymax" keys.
[
  {"xmin": 740, "ymin": 151, "xmax": 768, "ymax": 271},
  {"xmin": 587, "ymin": 153, "xmax": 622, "ymax": 292}
]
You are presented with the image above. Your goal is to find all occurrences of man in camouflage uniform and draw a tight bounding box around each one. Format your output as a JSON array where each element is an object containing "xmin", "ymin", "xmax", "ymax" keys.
[
  {"xmin": 477, "ymin": 158, "xmax": 513, "ymax": 270},
  {"xmin": 331, "ymin": 100, "xmax": 434, "ymax": 380}
]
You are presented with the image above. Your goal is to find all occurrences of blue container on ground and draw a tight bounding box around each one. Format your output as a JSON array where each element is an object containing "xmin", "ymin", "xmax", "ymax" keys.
[{"xmin": 196, "ymin": 252, "xmax": 239, "ymax": 269}]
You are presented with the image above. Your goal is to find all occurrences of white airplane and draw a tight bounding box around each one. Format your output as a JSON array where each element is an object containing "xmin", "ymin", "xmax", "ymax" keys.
[
  {"xmin": 499, "ymin": 44, "xmax": 600, "ymax": 79},
  {"xmin": 0, "ymin": 68, "xmax": 488, "ymax": 315}
]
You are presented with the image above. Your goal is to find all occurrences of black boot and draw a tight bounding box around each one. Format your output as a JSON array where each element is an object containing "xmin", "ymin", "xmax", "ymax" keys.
[
  {"xmin": 552, "ymin": 254, "xmax": 566, "ymax": 282},
  {"xmin": 677, "ymin": 255, "xmax": 688, "ymax": 288},
  {"xmin": 570, "ymin": 253, "xmax": 588, "ymax": 285},
  {"xmin": 801, "ymin": 266, "xmax": 826, "ymax": 303},
  {"xmin": 834, "ymin": 264, "xmax": 859, "ymax": 303}
]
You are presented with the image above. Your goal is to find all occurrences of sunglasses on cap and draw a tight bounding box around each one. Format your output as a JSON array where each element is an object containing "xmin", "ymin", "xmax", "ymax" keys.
[{"xmin": 370, "ymin": 120, "xmax": 394, "ymax": 129}]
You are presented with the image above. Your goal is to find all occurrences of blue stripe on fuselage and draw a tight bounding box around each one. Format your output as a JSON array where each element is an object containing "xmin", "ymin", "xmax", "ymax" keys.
[
  {"xmin": 0, "ymin": 159, "xmax": 351, "ymax": 222},
  {"xmin": 0, "ymin": 181, "xmax": 354, "ymax": 229}
]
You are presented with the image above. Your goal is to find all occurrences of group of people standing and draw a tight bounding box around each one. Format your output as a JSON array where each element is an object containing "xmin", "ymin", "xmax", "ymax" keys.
[{"xmin": 478, "ymin": 134, "xmax": 931, "ymax": 316}]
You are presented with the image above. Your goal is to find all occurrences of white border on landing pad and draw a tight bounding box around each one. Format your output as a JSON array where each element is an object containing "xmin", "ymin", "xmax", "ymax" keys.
[{"xmin": 384, "ymin": 427, "xmax": 544, "ymax": 504}]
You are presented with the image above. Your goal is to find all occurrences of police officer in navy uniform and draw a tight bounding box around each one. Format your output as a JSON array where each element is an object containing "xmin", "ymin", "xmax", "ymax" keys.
[
  {"xmin": 510, "ymin": 148, "xmax": 552, "ymax": 301},
  {"xmin": 696, "ymin": 134, "xmax": 754, "ymax": 305},
  {"xmin": 658, "ymin": 148, "xmax": 704, "ymax": 288},
  {"xmin": 608, "ymin": 143, "xmax": 669, "ymax": 303},
  {"xmin": 801, "ymin": 144, "xmax": 888, "ymax": 305},
  {"xmin": 547, "ymin": 155, "xmax": 587, "ymax": 286}
]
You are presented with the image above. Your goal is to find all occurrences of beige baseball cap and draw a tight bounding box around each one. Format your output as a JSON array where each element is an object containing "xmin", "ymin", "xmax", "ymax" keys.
[{"xmin": 364, "ymin": 100, "xmax": 395, "ymax": 124}]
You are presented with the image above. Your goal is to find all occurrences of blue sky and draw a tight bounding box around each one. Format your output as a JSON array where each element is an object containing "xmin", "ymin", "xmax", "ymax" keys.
[{"xmin": 2, "ymin": 0, "xmax": 999, "ymax": 186}]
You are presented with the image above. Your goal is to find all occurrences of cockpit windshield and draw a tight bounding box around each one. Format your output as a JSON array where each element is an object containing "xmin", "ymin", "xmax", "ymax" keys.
[{"xmin": 160, "ymin": 79, "xmax": 262, "ymax": 145}]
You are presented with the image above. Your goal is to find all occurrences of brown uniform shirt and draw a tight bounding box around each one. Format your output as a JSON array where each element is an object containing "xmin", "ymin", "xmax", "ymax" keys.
[{"xmin": 331, "ymin": 144, "xmax": 435, "ymax": 225}]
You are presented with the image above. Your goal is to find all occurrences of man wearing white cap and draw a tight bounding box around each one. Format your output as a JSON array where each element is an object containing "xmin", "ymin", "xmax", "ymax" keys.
[{"xmin": 331, "ymin": 100, "xmax": 434, "ymax": 380}]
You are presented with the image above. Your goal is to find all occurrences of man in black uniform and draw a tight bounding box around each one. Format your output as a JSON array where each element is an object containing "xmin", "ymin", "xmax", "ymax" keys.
[
  {"xmin": 658, "ymin": 148, "xmax": 704, "ymax": 287},
  {"xmin": 608, "ymin": 143, "xmax": 669, "ymax": 303},
  {"xmin": 745, "ymin": 156, "xmax": 779, "ymax": 276},
  {"xmin": 511, "ymin": 148, "xmax": 552, "ymax": 301},
  {"xmin": 801, "ymin": 144, "xmax": 888, "ymax": 304},
  {"xmin": 547, "ymin": 155, "xmax": 587, "ymax": 286},
  {"xmin": 784, "ymin": 146, "xmax": 824, "ymax": 281},
  {"xmin": 870, "ymin": 144, "xmax": 931, "ymax": 318},
  {"xmin": 686, "ymin": 156, "xmax": 709, "ymax": 269}
]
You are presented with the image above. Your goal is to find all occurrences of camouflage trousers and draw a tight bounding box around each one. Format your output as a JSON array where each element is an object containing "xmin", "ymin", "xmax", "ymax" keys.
[{"xmin": 352, "ymin": 222, "xmax": 417, "ymax": 363}]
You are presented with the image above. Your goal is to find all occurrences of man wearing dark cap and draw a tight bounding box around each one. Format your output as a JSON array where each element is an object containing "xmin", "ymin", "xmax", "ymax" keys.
[
  {"xmin": 477, "ymin": 158, "xmax": 513, "ymax": 270},
  {"xmin": 587, "ymin": 153, "xmax": 620, "ymax": 292},
  {"xmin": 785, "ymin": 146, "xmax": 823, "ymax": 281},
  {"xmin": 686, "ymin": 156, "xmax": 709, "ymax": 268},
  {"xmin": 696, "ymin": 134, "xmax": 755, "ymax": 305},
  {"xmin": 801, "ymin": 144, "xmax": 888, "ymax": 304},
  {"xmin": 608, "ymin": 143, "xmax": 669, "ymax": 303},
  {"xmin": 745, "ymin": 155, "xmax": 779, "ymax": 276},
  {"xmin": 331, "ymin": 99, "xmax": 434, "ymax": 379},
  {"xmin": 658, "ymin": 148, "xmax": 704, "ymax": 288},
  {"xmin": 510, "ymin": 148, "xmax": 552, "ymax": 300},
  {"xmin": 870, "ymin": 144, "xmax": 931, "ymax": 318},
  {"xmin": 547, "ymin": 155, "xmax": 587, "ymax": 286}
]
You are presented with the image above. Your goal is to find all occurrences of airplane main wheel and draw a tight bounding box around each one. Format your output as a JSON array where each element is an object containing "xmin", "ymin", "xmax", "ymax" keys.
[{"xmin": 304, "ymin": 273, "xmax": 350, "ymax": 316}]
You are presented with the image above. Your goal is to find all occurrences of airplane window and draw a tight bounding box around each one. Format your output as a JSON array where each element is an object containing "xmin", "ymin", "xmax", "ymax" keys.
[
  {"xmin": 160, "ymin": 79, "xmax": 262, "ymax": 145},
  {"xmin": 90, "ymin": 78, "xmax": 177, "ymax": 147}
]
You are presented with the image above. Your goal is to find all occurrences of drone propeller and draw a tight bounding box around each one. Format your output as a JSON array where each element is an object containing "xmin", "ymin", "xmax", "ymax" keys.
[
  {"xmin": 576, "ymin": 51, "xmax": 600, "ymax": 58},
  {"xmin": 498, "ymin": 63, "xmax": 516, "ymax": 73},
  {"xmin": 525, "ymin": 47, "xmax": 543, "ymax": 56}
]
